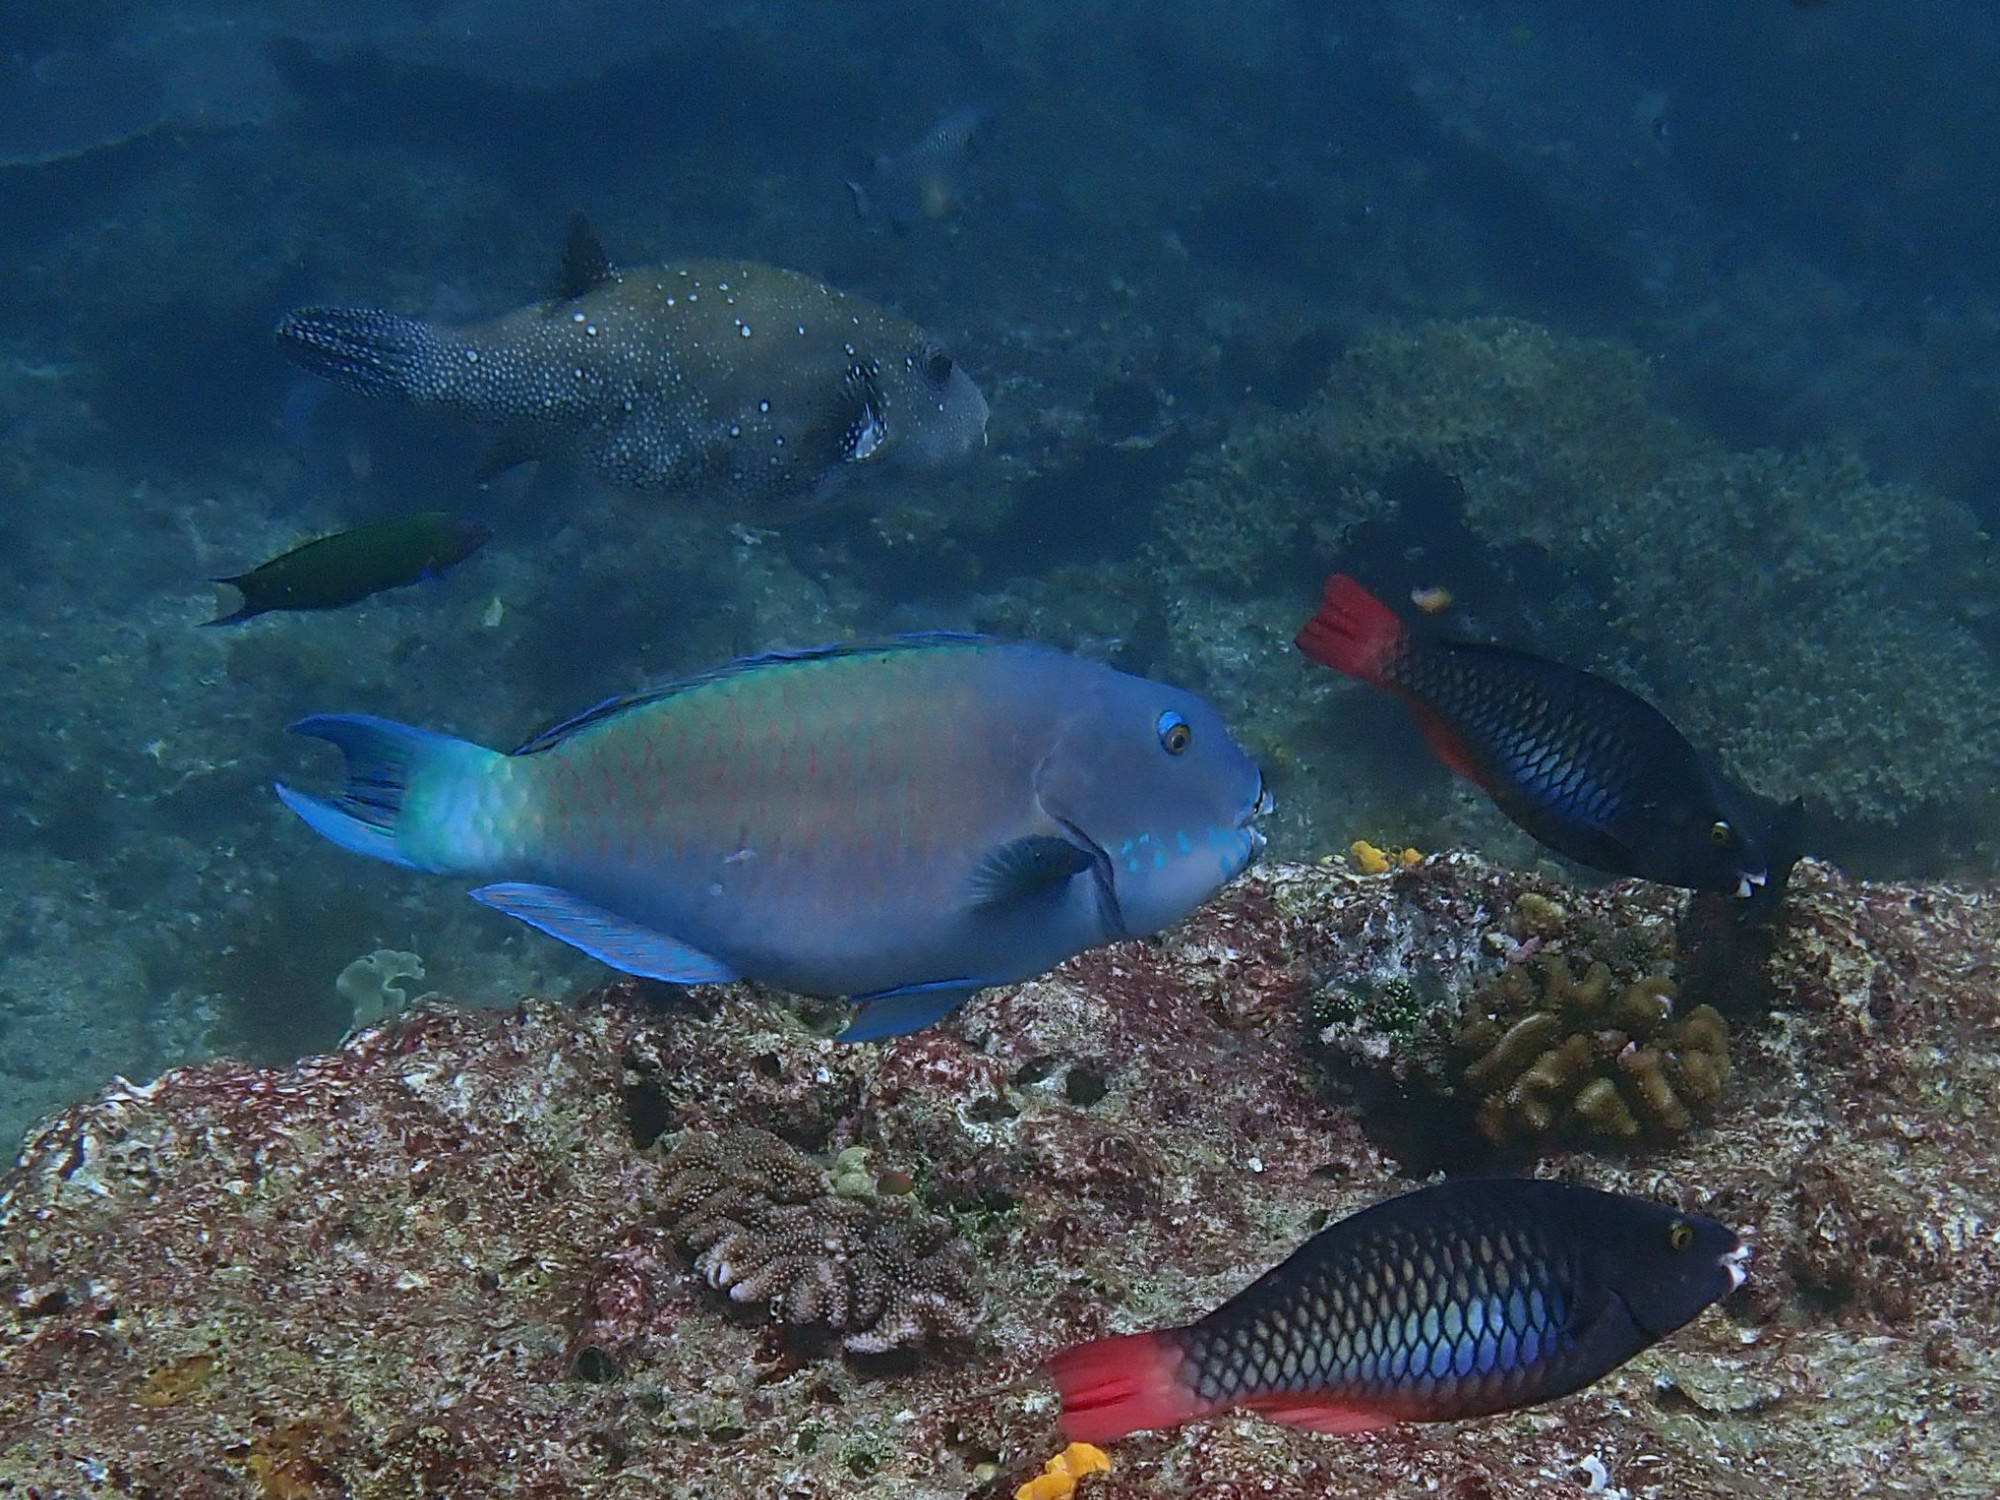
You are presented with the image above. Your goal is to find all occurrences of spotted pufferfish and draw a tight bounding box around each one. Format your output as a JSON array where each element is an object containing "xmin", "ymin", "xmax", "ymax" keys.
[{"xmin": 275, "ymin": 214, "xmax": 989, "ymax": 508}]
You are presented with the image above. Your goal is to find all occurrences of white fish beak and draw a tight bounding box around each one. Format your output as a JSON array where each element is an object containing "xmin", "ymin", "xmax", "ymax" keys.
[
  {"xmin": 1734, "ymin": 869, "xmax": 1768, "ymax": 900},
  {"xmin": 1722, "ymin": 1243, "xmax": 1751, "ymax": 1291}
]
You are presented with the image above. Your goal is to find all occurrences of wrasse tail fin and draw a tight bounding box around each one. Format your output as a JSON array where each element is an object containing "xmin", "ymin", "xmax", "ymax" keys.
[
  {"xmin": 277, "ymin": 714, "xmax": 492, "ymax": 872},
  {"xmin": 275, "ymin": 308, "xmax": 445, "ymax": 401},
  {"xmin": 1049, "ymin": 1331, "xmax": 1207, "ymax": 1444},
  {"xmin": 1294, "ymin": 574, "xmax": 1406, "ymax": 687}
]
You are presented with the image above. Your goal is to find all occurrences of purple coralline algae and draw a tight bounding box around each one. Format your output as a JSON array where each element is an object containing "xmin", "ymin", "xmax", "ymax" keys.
[{"xmin": 1, "ymin": 855, "xmax": 1996, "ymax": 1498}]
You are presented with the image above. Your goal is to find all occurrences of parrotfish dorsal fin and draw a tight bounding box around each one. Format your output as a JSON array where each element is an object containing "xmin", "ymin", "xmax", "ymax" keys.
[
  {"xmin": 506, "ymin": 634, "xmax": 997, "ymax": 755},
  {"xmin": 558, "ymin": 211, "xmax": 618, "ymax": 300}
]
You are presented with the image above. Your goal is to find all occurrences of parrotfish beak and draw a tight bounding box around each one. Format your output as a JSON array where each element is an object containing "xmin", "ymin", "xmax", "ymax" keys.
[
  {"xmin": 1733, "ymin": 868, "xmax": 1767, "ymax": 901},
  {"xmin": 1241, "ymin": 778, "xmax": 1275, "ymax": 864},
  {"xmin": 1722, "ymin": 1242, "xmax": 1751, "ymax": 1292}
]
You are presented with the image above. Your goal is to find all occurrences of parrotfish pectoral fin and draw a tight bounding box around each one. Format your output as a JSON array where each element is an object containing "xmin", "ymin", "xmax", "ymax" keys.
[
  {"xmin": 1048, "ymin": 1331, "xmax": 1208, "ymax": 1444},
  {"xmin": 470, "ymin": 883, "xmax": 739, "ymax": 985},
  {"xmin": 839, "ymin": 980, "xmax": 988, "ymax": 1043},
  {"xmin": 969, "ymin": 835, "xmax": 1094, "ymax": 909},
  {"xmin": 279, "ymin": 714, "xmax": 493, "ymax": 872},
  {"xmin": 1239, "ymin": 1393, "xmax": 1400, "ymax": 1435}
]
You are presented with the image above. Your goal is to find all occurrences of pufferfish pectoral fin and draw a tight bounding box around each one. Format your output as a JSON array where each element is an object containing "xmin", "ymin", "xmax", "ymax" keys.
[
  {"xmin": 471, "ymin": 882, "xmax": 739, "ymax": 985},
  {"xmin": 839, "ymin": 980, "xmax": 989, "ymax": 1043},
  {"xmin": 968, "ymin": 834, "xmax": 1095, "ymax": 910}
]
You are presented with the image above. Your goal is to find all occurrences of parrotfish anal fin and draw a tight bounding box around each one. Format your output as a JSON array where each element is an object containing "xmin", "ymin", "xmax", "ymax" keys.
[
  {"xmin": 1408, "ymin": 702, "xmax": 1496, "ymax": 792},
  {"xmin": 969, "ymin": 835, "xmax": 1093, "ymax": 909},
  {"xmin": 1240, "ymin": 1393, "xmax": 1401, "ymax": 1435},
  {"xmin": 558, "ymin": 211, "xmax": 618, "ymax": 300},
  {"xmin": 471, "ymin": 883, "xmax": 738, "ymax": 985},
  {"xmin": 840, "ymin": 980, "xmax": 987, "ymax": 1043}
]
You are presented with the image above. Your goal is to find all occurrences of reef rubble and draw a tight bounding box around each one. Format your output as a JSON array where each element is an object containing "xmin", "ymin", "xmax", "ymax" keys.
[{"xmin": 0, "ymin": 854, "xmax": 1996, "ymax": 1499}]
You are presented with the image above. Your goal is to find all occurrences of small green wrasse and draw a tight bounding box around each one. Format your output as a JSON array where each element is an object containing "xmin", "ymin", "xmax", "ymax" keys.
[
  {"xmin": 1051, "ymin": 1178, "xmax": 1745, "ymax": 1443},
  {"xmin": 274, "ymin": 215, "xmax": 988, "ymax": 508},
  {"xmin": 277, "ymin": 637, "xmax": 1268, "ymax": 1040},
  {"xmin": 207, "ymin": 512, "xmax": 490, "ymax": 625}
]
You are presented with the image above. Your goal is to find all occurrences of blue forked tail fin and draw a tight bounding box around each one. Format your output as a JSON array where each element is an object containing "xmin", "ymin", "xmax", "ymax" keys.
[{"xmin": 276, "ymin": 714, "xmax": 490, "ymax": 872}]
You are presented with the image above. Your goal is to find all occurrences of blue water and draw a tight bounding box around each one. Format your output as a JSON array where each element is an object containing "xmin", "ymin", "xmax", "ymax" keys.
[{"xmin": 0, "ymin": 0, "xmax": 1993, "ymax": 1139}]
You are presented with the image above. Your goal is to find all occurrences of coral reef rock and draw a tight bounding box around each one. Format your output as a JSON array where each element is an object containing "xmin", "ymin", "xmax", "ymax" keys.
[
  {"xmin": 660, "ymin": 1126, "xmax": 983, "ymax": 1355},
  {"xmin": 0, "ymin": 856, "xmax": 1997, "ymax": 1498},
  {"xmin": 1454, "ymin": 956, "xmax": 1729, "ymax": 1149}
]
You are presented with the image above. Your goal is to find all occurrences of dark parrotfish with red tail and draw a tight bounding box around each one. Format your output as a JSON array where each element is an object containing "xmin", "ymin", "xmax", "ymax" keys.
[
  {"xmin": 1295, "ymin": 574, "xmax": 1804, "ymax": 912},
  {"xmin": 275, "ymin": 636, "xmax": 1268, "ymax": 1041},
  {"xmin": 274, "ymin": 214, "xmax": 988, "ymax": 508},
  {"xmin": 1050, "ymin": 1178, "xmax": 1746, "ymax": 1443}
]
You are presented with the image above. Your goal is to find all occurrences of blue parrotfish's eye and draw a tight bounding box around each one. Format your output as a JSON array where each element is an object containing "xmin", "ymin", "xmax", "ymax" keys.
[{"xmin": 1157, "ymin": 710, "xmax": 1193, "ymax": 755}]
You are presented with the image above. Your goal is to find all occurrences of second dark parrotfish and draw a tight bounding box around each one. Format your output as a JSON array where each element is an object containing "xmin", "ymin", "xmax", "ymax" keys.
[
  {"xmin": 274, "ymin": 214, "xmax": 989, "ymax": 509},
  {"xmin": 1050, "ymin": 1178, "xmax": 1746, "ymax": 1444},
  {"xmin": 1295, "ymin": 574, "xmax": 1805, "ymax": 912},
  {"xmin": 206, "ymin": 512, "xmax": 490, "ymax": 625}
]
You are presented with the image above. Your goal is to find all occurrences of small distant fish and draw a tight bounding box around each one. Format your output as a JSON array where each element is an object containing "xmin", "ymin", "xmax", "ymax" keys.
[
  {"xmin": 274, "ymin": 214, "xmax": 988, "ymax": 509},
  {"xmin": 1295, "ymin": 574, "xmax": 1804, "ymax": 908},
  {"xmin": 1408, "ymin": 584, "xmax": 1454, "ymax": 615},
  {"xmin": 207, "ymin": 513, "xmax": 490, "ymax": 625},
  {"xmin": 1050, "ymin": 1178, "xmax": 1746, "ymax": 1444},
  {"xmin": 848, "ymin": 106, "xmax": 990, "ymax": 232},
  {"xmin": 276, "ymin": 636, "xmax": 1268, "ymax": 1041}
]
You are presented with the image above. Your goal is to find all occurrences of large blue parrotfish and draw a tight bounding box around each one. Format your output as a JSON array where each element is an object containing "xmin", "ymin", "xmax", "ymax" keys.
[
  {"xmin": 276, "ymin": 637, "xmax": 1269, "ymax": 1040},
  {"xmin": 274, "ymin": 214, "xmax": 989, "ymax": 509}
]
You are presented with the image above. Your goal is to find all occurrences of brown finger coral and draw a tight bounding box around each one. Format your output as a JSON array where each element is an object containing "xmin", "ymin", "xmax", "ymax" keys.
[
  {"xmin": 1453, "ymin": 955, "xmax": 1729, "ymax": 1150},
  {"xmin": 658, "ymin": 1128, "xmax": 983, "ymax": 1355}
]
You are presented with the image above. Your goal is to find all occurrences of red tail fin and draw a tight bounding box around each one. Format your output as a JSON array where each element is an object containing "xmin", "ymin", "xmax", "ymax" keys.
[
  {"xmin": 1294, "ymin": 574, "xmax": 1406, "ymax": 686},
  {"xmin": 1048, "ymin": 1331, "xmax": 1208, "ymax": 1444}
]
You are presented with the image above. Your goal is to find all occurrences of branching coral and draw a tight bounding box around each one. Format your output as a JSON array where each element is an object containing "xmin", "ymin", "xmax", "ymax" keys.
[
  {"xmin": 1452, "ymin": 956, "xmax": 1729, "ymax": 1149},
  {"xmin": 658, "ymin": 1128, "xmax": 982, "ymax": 1355}
]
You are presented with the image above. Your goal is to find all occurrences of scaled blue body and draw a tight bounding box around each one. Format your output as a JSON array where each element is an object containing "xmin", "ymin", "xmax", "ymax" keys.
[{"xmin": 277, "ymin": 637, "xmax": 1268, "ymax": 1039}]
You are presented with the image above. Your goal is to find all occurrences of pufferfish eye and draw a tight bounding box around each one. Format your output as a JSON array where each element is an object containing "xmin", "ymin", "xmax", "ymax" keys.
[
  {"xmin": 920, "ymin": 347, "xmax": 955, "ymax": 387},
  {"xmin": 1666, "ymin": 1220, "xmax": 1695, "ymax": 1252},
  {"xmin": 1157, "ymin": 711, "xmax": 1193, "ymax": 755},
  {"xmin": 1709, "ymin": 820, "xmax": 1735, "ymax": 848}
]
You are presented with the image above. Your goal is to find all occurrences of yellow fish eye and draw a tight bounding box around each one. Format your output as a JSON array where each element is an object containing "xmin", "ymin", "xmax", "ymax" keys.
[
  {"xmin": 1667, "ymin": 1220, "xmax": 1694, "ymax": 1252},
  {"xmin": 1157, "ymin": 711, "xmax": 1193, "ymax": 755},
  {"xmin": 1709, "ymin": 820, "xmax": 1734, "ymax": 847}
]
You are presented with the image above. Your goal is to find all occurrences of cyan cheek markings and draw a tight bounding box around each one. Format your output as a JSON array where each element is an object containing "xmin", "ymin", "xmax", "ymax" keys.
[
  {"xmin": 1119, "ymin": 832, "xmax": 1159, "ymax": 875},
  {"xmin": 1205, "ymin": 824, "xmax": 1253, "ymax": 879}
]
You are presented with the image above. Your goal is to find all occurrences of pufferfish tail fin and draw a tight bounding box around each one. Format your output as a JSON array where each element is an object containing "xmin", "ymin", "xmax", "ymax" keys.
[
  {"xmin": 275, "ymin": 308, "xmax": 452, "ymax": 403},
  {"xmin": 276, "ymin": 714, "xmax": 500, "ymax": 873}
]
